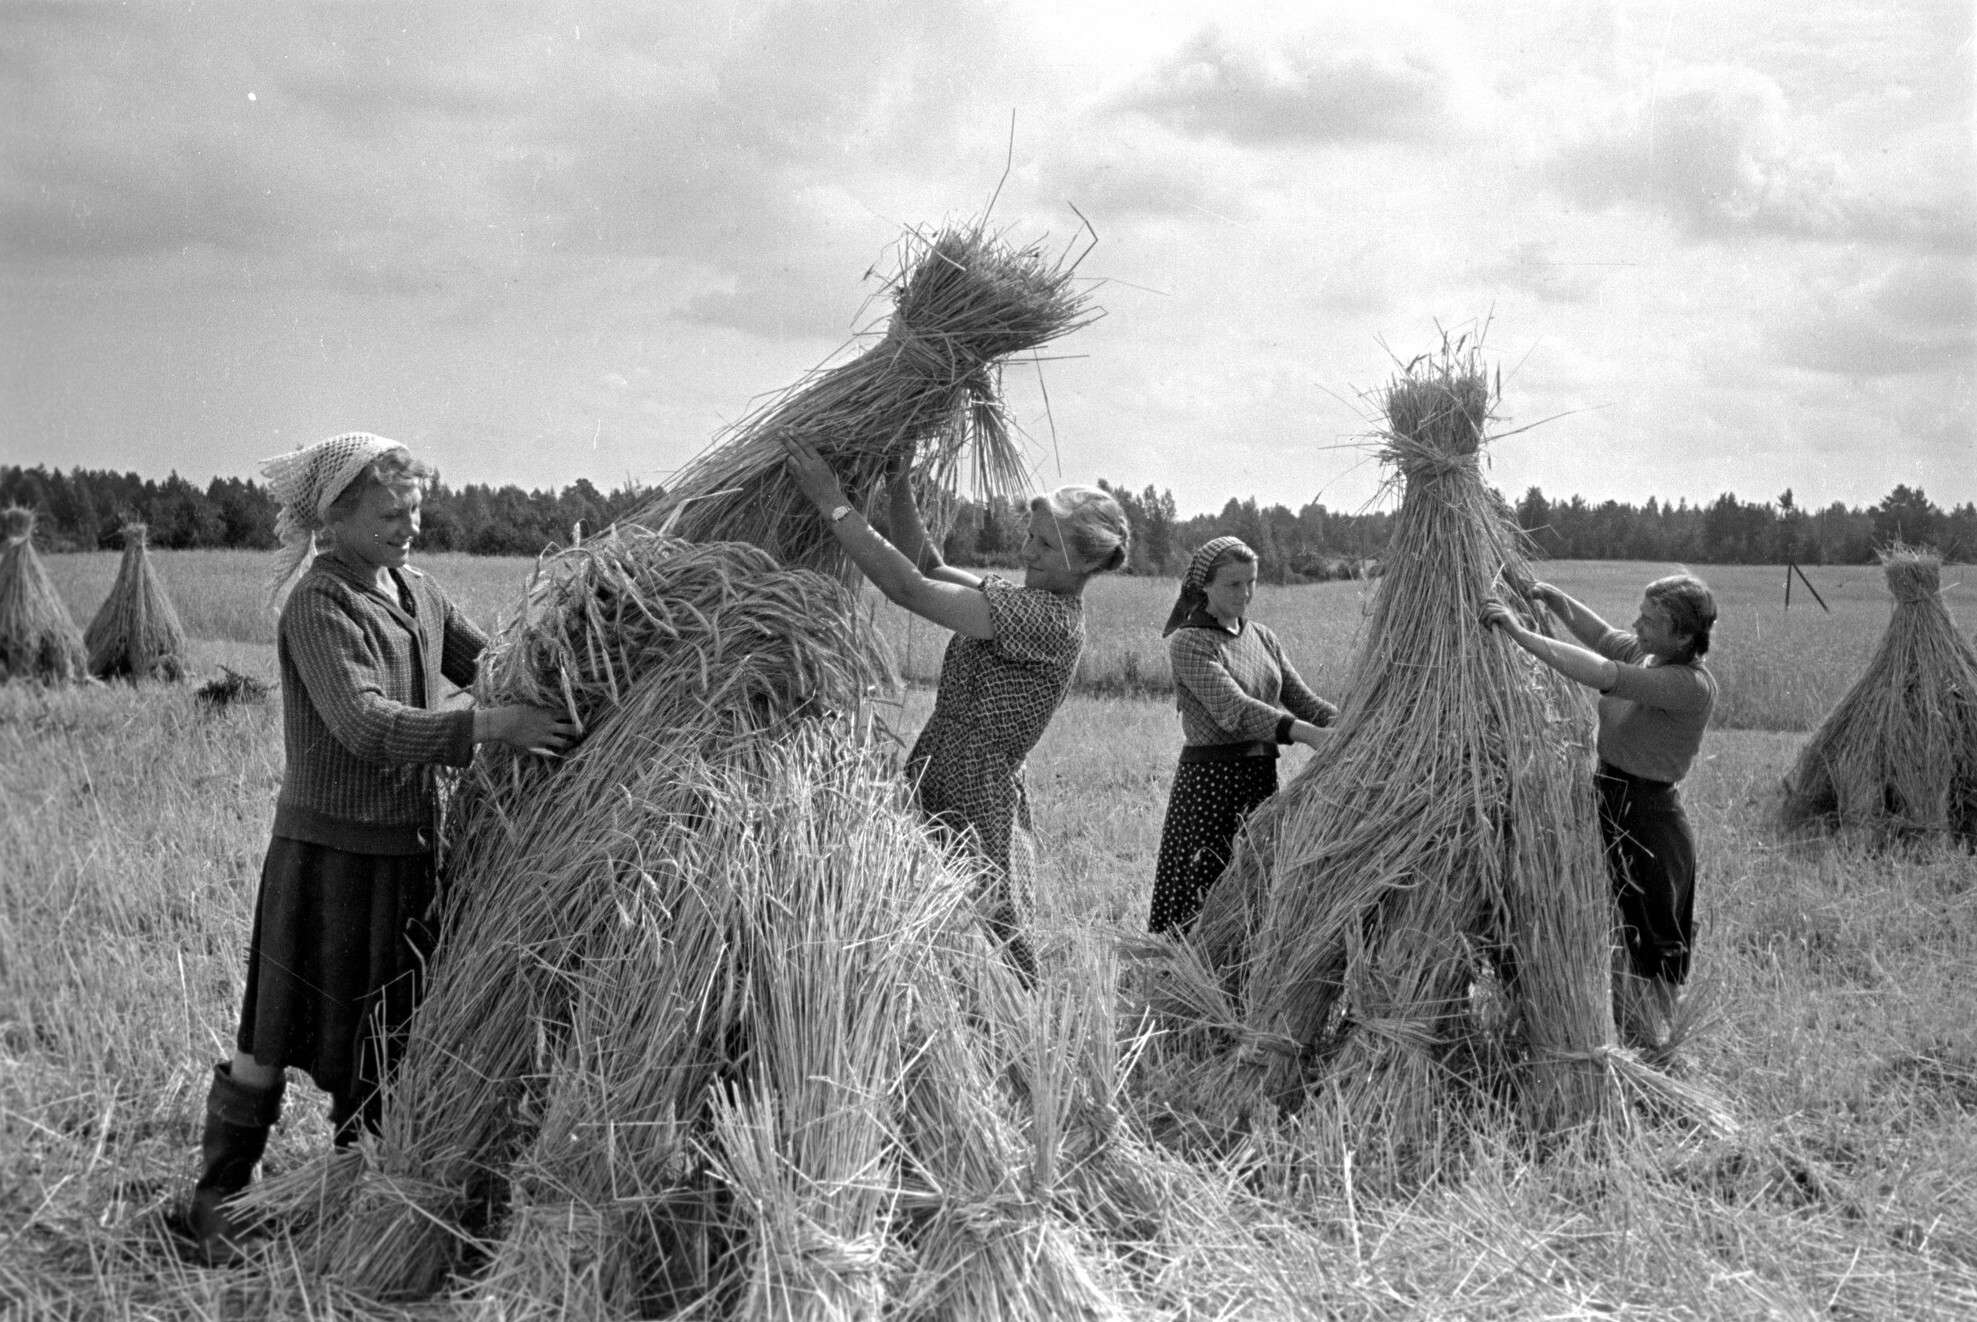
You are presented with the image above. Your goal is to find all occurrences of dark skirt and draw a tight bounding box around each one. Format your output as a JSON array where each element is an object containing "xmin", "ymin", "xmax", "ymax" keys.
[
  {"xmin": 1148, "ymin": 757, "xmax": 1280, "ymax": 936},
  {"xmin": 235, "ymin": 837, "xmax": 439, "ymax": 1096},
  {"xmin": 1595, "ymin": 767, "xmax": 1698, "ymax": 984}
]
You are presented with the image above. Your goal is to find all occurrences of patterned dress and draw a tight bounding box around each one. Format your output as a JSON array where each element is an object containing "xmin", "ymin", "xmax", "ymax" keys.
[{"xmin": 906, "ymin": 575, "xmax": 1084, "ymax": 978}]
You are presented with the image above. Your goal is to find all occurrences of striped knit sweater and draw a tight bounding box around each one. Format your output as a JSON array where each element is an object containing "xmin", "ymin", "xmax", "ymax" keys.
[{"xmin": 272, "ymin": 554, "xmax": 486, "ymax": 854}]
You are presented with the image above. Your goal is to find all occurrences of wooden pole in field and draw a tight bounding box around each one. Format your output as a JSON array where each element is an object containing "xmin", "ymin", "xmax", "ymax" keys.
[{"xmin": 1785, "ymin": 562, "xmax": 1830, "ymax": 612}]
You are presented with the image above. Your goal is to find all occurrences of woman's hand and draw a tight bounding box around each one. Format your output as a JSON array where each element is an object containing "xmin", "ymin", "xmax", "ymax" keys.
[
  {"xmin": 1528, "ymin": 581, "xmax": 1569, "ymax": 614},
  {"xmin": 477, "ymin": 704, "xmax": 578, "ymax": 757},
  {"xmin": 1480, "ymin": 600, "xmax": 1523, "ymax": 635},
  {"xmin": 1289, "ymin": 720, "xmax": 1332, "ymax": 751},
  {"xmin": 781, "ymin": 433, "xmax": 848, "ymax": 512}
]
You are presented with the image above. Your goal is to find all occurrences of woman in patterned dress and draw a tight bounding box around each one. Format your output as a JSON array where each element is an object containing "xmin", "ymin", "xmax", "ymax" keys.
[
  {"xmin": 783, "ymin": 436, "xmax": 1130, "ymax": 980},
  {"xmin": 1148, "ymin": 537, "xmax": 1338, "ymax": 935}
]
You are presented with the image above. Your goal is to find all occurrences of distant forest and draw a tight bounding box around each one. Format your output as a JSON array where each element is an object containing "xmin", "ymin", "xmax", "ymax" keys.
[{"xmin": 2, "ymin": 463, "xmax": 1970, "ymax": 584}]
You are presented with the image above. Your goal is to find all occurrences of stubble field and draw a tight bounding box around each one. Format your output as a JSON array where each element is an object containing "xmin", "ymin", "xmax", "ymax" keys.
[{"xmin": 4, "ymin": 549, "xmax": 1975, "ymax": 1318}]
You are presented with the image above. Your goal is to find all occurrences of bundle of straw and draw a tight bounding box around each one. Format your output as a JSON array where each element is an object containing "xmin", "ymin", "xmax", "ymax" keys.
[
  {"xmin": 633, "ymin": 221, "xmax": 1096, "ymax": 575},
  {"xmin": 1780, "ymin": 545, "xmax": 1977, "ymax": 843},
  {"xmin": 245, "ymin": 527, "xmax": 1134, "ymax": 1315},
  {"xmin": 274, "ymin": 528, "xmax": 890, "ymax": 1297},
  {"xmin": 1188, "ymin": 337, "xmax": 1626, "ymax": 1166},
  {"xmin": 242, "ymin": 217, "xmax": 1131, "ymax": 1313},
  {"xmin": 84, "ymin": 522, "xmax": 187, "ymax": 681},
  {"xmin": 0, "ymin": 507, "xmax": 88, "ymax": 684}
]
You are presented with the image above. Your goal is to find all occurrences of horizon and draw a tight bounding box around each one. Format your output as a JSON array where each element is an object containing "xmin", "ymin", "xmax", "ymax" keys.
[{"xmin": 5, "ymin": 453, "xmax": 1966, "ymax": 527}]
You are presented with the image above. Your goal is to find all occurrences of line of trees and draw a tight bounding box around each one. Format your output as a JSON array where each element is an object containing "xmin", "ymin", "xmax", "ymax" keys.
[
  {"xmin": 948, "ymin": 482, "xmax": 1972, "ymax": 582},
  {"xmin": 0, "ymin": 466, "xmax": 652, "ymax": 557},
  {"xmin": 2, "ymin": 464, "xmax": 1970, "ymax": 580}
]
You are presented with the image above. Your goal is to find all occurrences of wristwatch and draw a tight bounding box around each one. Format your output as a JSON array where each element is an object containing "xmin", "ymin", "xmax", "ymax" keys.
[{"xmin": 827, "ymin": 503, "xmax": 856, "ymax": 525}]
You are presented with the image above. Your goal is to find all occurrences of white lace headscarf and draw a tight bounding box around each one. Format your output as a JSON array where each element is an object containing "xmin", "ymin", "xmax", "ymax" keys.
[{"xmin": 259, "ymin": 432, "xmax": 408, "ymax": 607}]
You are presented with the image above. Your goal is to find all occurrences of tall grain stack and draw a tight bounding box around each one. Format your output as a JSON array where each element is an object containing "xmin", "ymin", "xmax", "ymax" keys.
[
  {"xmin": 1780, "ymin": 544, "xmax": 1977, "ymax": 844},
  {"xmin": 251, "ymin": 528, "xmax": 1131, "ymax": 1315},
  {"xmin": 244, "ymin": 222, "xmax": 1150, "ymax": 1315},
  {"xmin": 84, "ymin": 522, "xmax": 187, "ymax": 681},
  {"xmin": 0, "ymin": 506, "xmax": 88, "ymax": 684},
  {"xmin": 1189, "ymin": 340, "xmax": 1644, "ymax": 1170}
]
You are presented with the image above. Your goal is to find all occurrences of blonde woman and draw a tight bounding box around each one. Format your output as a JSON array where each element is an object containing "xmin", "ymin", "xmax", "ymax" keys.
[{"xmin": 784, "ymin": 436, "xmax": 1129, "ymax": 981}]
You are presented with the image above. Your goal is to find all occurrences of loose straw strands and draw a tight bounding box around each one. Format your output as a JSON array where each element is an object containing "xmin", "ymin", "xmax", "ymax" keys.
[
  {"xmin": 634, "ymin": 222, "xmax": 1098, "ymax": 576},
  {"xmin": 249, "ymin": 526, "xmax": 1136, "ymax": 1316},
  {"xmin": 84, "ymin": 522, "xmax": 187, "ymax": 682},
  {"xmin": 1187, "ymin": 337, "xmax": 1639, "ymax": 1172},
  {"xmin": 0, "ymin": 506, "xmax": 87, "ymax": 684},
  {"xmin": 284, "ymin": 529, "xmax": 893, "ymax": 1300},
  {"xmin": 1780, "ymin": 544, "xmax": 1977, "ymax": 844}
]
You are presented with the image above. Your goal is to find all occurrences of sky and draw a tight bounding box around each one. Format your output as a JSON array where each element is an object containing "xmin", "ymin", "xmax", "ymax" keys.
[{"xmin": 2, "ymin": 0, "xmax": 1972, "ymax": 520}]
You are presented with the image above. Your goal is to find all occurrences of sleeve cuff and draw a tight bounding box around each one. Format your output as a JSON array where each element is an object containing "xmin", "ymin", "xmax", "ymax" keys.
[{"xmin": 1275, "ymin": 714, "xmax": 1296, "ymax": 745}]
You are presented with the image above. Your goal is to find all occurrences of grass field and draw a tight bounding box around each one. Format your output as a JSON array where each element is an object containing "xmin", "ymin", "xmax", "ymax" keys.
[
  {"xmin": 5, "ymin": 551, "xmax": 1976, "ymax": 1318},
  {"xmin": 31, "ymin": 549, "xmax": 1968, "ymax": 731}
]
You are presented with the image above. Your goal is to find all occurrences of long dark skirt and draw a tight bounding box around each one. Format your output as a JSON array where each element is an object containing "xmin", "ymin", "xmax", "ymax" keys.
[
  {"xmin": 235, "ymin": 837, "xmax": 439, "ymax": 1097},
  {"xmin": 1595, "ymin": 768, "xmax": 1698, "ymax": 984},
  {"xmin": 1149, "ymin": 757, "xmax": 1280, "ymax": 936}
]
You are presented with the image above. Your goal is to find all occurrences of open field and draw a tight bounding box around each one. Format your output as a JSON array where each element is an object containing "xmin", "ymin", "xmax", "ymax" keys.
[
  {"xmin": 32, "ymin": 549, "xmax": 1975, "ymax": 731},
  {"xmin": 5, "ymin": 555, "xmax": 1976, "ymax": 1318}
]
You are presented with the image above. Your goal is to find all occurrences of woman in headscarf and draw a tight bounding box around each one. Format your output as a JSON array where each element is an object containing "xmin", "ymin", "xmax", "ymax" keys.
[
  {"xmin": 1482, "ymin": 572, "xmax": 1717, "ymax": 1050},
  {"xmin": 783, "ymin": 435, "xmax": 1130, "ymax": 982},
  {"xmin": 1148, "ymin": 536, "xmax": 1337, "ymax": 935},
  {"xmin": 183, "ymin": 433, "xmax": 574, "ymax": 1264}
]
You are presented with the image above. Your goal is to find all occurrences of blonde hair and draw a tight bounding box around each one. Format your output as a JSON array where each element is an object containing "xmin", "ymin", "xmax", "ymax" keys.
[
  {"xmin": 1029, "ymin": 485, "xmax": 1130, "ymax": 575},
  {"xmin": 324, "ymin": 450, "xmax": 436, "ymax": 521}
]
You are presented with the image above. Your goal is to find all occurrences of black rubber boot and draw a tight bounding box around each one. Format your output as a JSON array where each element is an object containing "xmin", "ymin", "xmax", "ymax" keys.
[{"xmin": 187, "ymin": 1062, "xmax": 285, "ymax": 1266}]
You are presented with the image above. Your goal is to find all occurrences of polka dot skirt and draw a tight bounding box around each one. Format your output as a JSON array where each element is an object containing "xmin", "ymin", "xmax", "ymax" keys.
[{"xmin": 1148, "ymin": 758, "xmax": 1280, "ymax": 935}]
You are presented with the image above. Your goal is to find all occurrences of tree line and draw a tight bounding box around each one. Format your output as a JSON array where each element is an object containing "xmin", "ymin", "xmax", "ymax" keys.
[
  {"xmin": 0, "ymin": 466, "xmax": 650, "ymax": 558},
  {"xmin": 2, "ymin": 463, "xmax": 1969, "ymax": 580}
]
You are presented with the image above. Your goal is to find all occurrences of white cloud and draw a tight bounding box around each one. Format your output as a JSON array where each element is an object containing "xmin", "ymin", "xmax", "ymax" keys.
[
  {"xmin": 1771, "ymin": 255, "xmax": 1977, "ymax": 377},
  {"xmin": 1540, "ymin": 61, "xmax": 1973, "ymax": 250},
  {"xmin": 1108, "ymin": 20, "xmax": 1482, "ymax": 146}
]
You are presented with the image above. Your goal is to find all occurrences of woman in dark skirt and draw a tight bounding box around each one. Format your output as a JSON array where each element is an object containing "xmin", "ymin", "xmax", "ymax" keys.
[
  {"xmin": 1481, "ymin": 573, "xmax": 1718, "ymax": 1050},
  {"xmin": 185, "ymin": 432, "xmax": 573, "ymax": 1265},
  {"xmin": 1149, "ymin": 537, "xmax": 1338, "ymax": 935}
]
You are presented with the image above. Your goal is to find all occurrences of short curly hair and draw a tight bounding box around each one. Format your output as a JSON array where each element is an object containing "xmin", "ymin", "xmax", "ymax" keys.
[
  {"xmin": 325, "ymin": 449, "xmax": 437, "ymax": 520},
  {"xmin": 1646, "ymin": 572, "xmax": 1717, "ymax": 660}
]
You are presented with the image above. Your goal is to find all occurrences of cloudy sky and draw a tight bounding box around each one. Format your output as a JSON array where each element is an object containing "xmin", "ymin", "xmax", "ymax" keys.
[{"xmin": 3, "ymin": 0, "xmax": 1971, "ymax": 519}]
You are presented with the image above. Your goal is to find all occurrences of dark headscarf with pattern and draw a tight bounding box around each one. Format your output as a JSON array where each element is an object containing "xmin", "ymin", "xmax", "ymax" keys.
[{"xmin": 1162, "ymin": 536, "xmax": 1256, "ymax": 637}]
